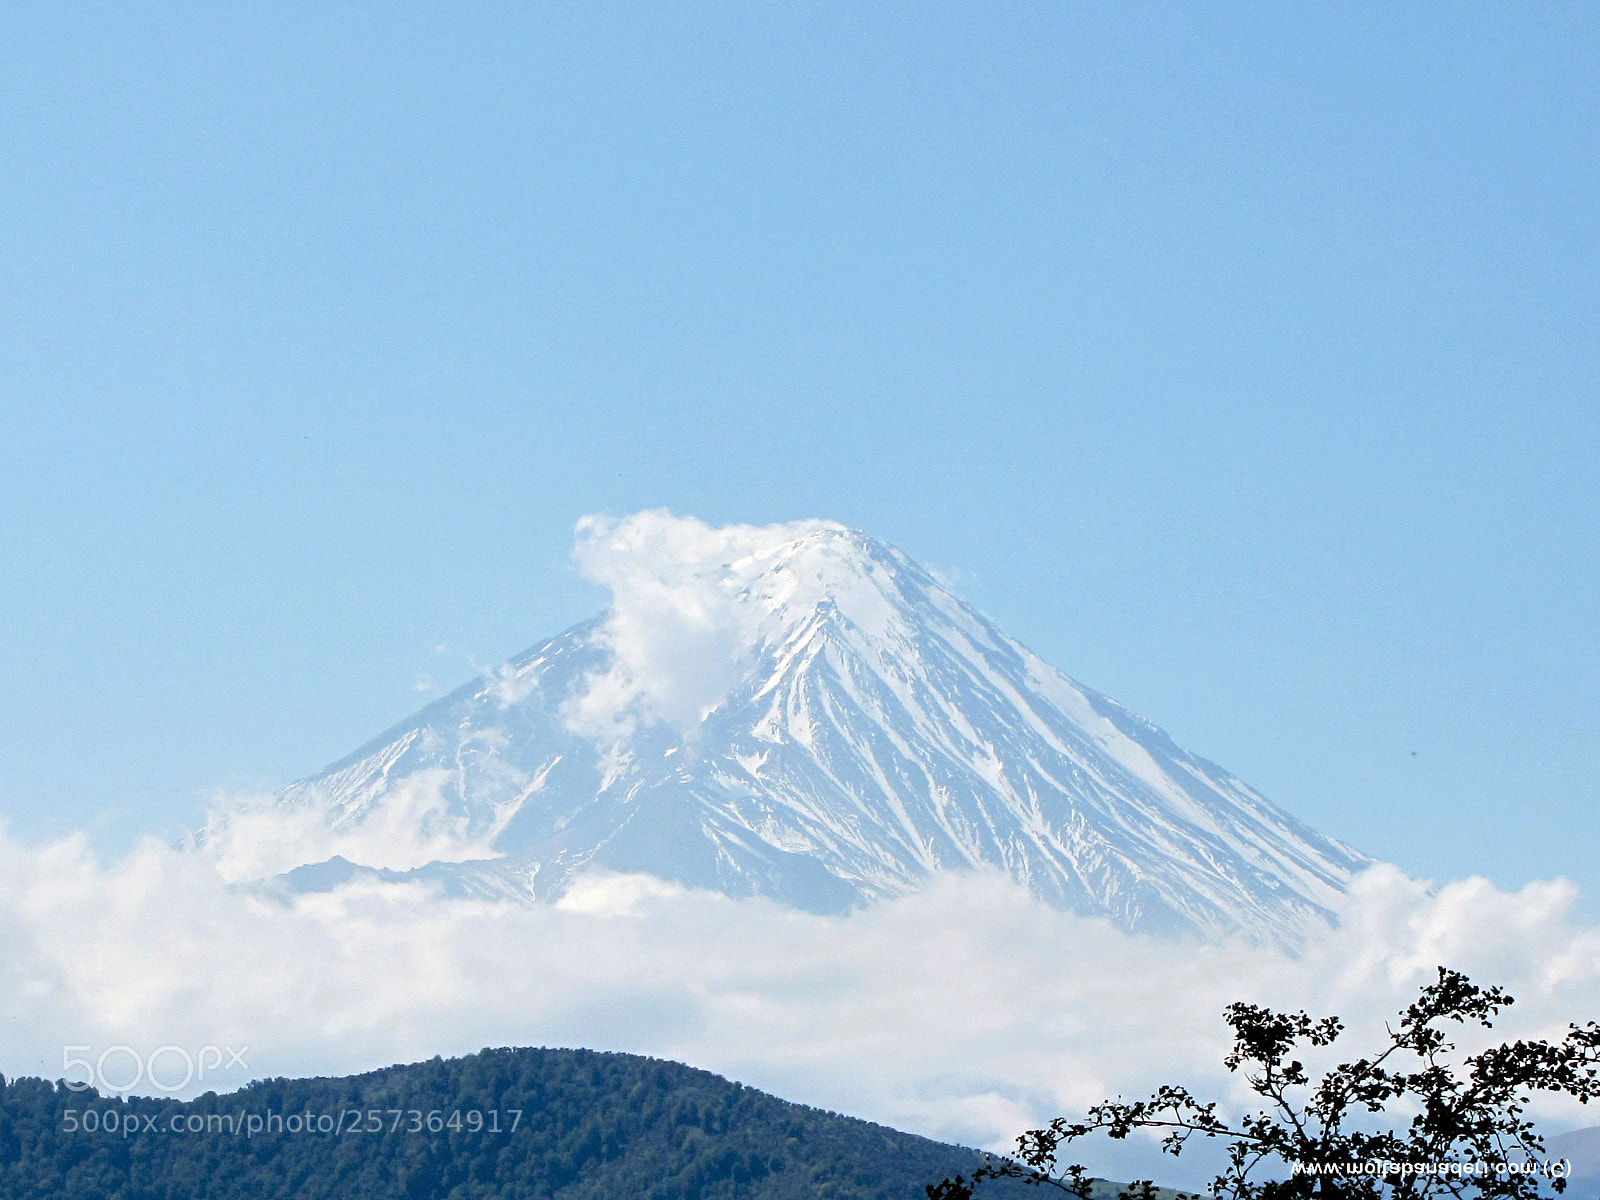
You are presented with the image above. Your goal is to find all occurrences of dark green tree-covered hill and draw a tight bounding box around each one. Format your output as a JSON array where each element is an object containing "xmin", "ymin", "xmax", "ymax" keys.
[{"xmin": 0, "ymin": 1046, "xmax": 1033, "ymax": 1200}]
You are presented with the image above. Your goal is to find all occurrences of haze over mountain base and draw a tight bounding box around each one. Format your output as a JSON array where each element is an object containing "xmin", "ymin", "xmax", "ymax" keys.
[{"xmin": 2, "ymin": 819, "xmax": 1597, "ymax": 1188}]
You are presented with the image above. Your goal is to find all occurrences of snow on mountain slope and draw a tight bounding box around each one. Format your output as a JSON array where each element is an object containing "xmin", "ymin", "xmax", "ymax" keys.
[{"xmin": 260, "ymin": 513, "xmax": 1369, "ymax": 944}]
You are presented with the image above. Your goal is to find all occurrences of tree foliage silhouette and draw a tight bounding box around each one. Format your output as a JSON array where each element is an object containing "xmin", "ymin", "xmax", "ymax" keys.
[{"xmin": 932, "ymin": 968, "xmax": 1600, "ymax": 1200}]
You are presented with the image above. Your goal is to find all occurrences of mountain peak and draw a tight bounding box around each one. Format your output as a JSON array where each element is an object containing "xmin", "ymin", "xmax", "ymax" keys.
[
  {"xmin": 253, "ymin": 513, "xmax": 1369, "ymax": 946},
  {"xmin": 579, "ymin": 511, "xmax": 914, "ymax": 632},
  {"xmin": 565, "ymin": 513, "xmax": 933, "ymax": 738}
]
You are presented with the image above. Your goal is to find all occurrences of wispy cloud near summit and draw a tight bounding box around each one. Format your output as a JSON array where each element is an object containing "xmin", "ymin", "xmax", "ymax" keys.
[{"xmin": 562, "ymin": 511, "xmax": 847, "ymax": 741}]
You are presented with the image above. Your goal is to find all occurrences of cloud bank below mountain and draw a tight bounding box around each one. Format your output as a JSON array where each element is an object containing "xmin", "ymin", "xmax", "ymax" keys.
[{"xmin": 2, "ymin": 822, "xmax": 1597, "ymax": 1185}]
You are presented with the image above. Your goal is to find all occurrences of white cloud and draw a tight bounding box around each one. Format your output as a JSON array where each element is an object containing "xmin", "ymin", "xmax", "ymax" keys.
[
  {"xmin": 562, "ymin": 510, "xmax": 846, "ymax": 742},
  {"xmin": 484, "ymin": 660, "xmax": 540, "ymax": 708},
  {"xmin": 201, "ymin": 772, "xmax": 508, "ymax": 881},
  {"xmin": 2, "ymin": 820, "xmax": 1598, "ymax": 1186}
]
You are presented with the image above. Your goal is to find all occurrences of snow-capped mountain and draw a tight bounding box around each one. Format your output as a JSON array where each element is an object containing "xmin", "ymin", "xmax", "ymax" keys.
[{"xmin": 264, "ymin": 515, "xmax": 1368, "ymax": 944}]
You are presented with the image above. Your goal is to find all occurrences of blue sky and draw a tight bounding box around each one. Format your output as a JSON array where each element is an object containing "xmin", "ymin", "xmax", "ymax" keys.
[{"xmin": 1, "ymin": 2, "xmax": 1595, "ymax": 900}]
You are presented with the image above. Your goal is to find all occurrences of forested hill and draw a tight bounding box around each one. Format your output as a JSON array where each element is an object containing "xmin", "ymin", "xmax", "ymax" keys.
[{"xmin": 0, "ymin": 1046, "xmax": 1023, "ymax": 1200}]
